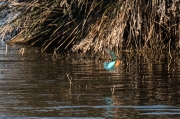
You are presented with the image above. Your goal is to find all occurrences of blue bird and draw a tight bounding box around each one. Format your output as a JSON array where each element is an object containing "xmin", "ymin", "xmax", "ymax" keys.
[{"xmin": 103, "ymin": 48, "xmax": 121, "ymax": 70}]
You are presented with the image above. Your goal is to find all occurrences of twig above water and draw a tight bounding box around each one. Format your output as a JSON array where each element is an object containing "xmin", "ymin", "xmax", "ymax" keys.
[{"xmin": 66, "ymin": 73, "xmax": 73, "ymax": 87}]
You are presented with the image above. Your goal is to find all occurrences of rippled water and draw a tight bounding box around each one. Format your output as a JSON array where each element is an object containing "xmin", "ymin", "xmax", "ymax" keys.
[{"xmin": 0, "ymin": 43, "xmax": 180, "ymax": 118}]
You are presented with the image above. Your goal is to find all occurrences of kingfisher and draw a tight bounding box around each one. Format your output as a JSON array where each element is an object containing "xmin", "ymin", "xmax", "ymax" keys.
[{"xmin": 103, "ymin": 48, "xmax": 121, "ymax": 70}]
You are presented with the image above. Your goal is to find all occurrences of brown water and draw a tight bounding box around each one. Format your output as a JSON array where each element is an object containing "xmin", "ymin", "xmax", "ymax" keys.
[{"xmin": 1, "ymin": 43, "xmax": 180, "ymax": 119}]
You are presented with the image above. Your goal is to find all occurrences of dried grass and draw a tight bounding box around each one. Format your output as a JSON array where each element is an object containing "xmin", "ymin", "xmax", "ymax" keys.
[{"xmin": 0, "ymin": 0, "xmax": 179, "ymax": 55}]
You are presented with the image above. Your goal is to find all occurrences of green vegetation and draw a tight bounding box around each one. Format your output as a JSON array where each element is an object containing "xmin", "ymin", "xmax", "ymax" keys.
[{"xmin": 0, "ymin": 0, "xmax": 179, "ymax": 55}]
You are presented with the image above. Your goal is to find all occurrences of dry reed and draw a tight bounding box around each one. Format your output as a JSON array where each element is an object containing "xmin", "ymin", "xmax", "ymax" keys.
[{"xmin": 0, "ymin": 0, "xmax": 179, "ymax": 55}]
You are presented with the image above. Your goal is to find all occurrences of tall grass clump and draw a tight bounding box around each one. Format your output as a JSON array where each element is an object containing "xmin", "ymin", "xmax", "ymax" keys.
[{"xmin": 0, "ymin": 0, "xmax": 179, "ymax": 54}]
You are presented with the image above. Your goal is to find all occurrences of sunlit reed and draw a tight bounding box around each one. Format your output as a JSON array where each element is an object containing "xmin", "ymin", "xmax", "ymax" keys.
[{"xmin": 0, "ymin": 0, "xmax": 179, "ymax": 55}]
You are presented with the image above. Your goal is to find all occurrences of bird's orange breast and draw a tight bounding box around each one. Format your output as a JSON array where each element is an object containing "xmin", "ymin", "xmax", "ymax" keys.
[{"xmin": 114, "ymin": 60, "xmax": 121, "ymax": 68}]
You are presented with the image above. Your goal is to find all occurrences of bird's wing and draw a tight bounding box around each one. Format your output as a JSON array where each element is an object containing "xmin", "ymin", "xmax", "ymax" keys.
[
  {"xmin": 103, "ymin": 61, "xmax": 116, "ymax": 70},
  {"xmin": 104, "ymin": 48, "xmax": 117, "ymax": 61}
]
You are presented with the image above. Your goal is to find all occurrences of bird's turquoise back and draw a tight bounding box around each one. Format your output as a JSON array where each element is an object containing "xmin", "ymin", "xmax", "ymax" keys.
[{"xmin": 103, "ymin": 61, "xmax": 116, "ymax": 70}]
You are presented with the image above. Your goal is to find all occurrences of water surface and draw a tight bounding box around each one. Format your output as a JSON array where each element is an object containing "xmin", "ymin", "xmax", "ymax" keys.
[{"xmin": 0, "ymin": 43, "xmax": 180, "ymax": 118}]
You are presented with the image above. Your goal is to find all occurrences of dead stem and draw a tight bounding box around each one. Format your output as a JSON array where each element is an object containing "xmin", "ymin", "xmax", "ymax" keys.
[
  {"xmin": 0, "ymin": 0, "xmax": 178, "ymax": 55},
  {"xmin": 52, "ymin": 48, "xmax": 58, "ymax": 60},
  {"xmin": 5, "ymin": 44, "xmax": 8, "ymax": 56},
  {"xmin": 111, "ymin": 85, "xmax": 115, "ymax": 95},
  {"xmin": 66, "ymin": 73, "xmax": 73, "ymax": 87},
  {"xmin": 19, "ymin": 48, "xmax": 25, "ymax": 56}
]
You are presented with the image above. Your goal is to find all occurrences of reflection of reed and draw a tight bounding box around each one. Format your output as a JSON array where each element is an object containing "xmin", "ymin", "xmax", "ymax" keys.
[
  {"xmin": 1, "ymin": 49, "xmax": 180, "ymax": 117},
  {"xmin": 118, "ymin": 52, "xmax": 180, "ymax": 105}
]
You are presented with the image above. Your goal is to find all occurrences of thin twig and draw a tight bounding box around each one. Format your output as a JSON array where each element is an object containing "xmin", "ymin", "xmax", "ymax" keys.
[
  {"xmin": 66, "ymin": 73, "xmax": 73, "ymax": 87},
  {"xmin": 19, "ymin": 48, "xmax": 25, "ymax": 56},
  {"xmin": 111, "ymin": 85, "xmax": 115, "ymax": 95},
  {"xmin": 5, "ymin": 43, "xmax": 8, "ymax": 56}
]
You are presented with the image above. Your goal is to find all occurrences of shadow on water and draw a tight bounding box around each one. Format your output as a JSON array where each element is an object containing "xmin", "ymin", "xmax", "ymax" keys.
[{"xmin": 0, "ymin": 43, "xmax": 180, "ymax": 118}]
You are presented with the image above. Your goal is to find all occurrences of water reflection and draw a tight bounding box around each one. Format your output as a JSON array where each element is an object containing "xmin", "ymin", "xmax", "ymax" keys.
[{"xmin": 0, "ymin": 44, "xmax": 180, "ymax": 118}]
